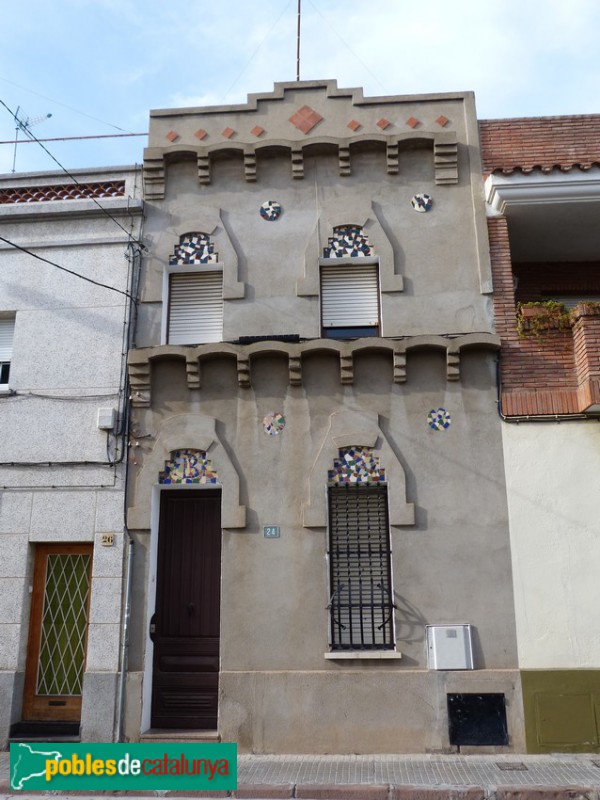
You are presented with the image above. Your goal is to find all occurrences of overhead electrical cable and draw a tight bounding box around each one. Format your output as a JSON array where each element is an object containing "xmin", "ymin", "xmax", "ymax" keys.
[
  {"xmin": 0, "ymin": 98, "xmax": 143, "ymax": 244},
  {"xmin": 305, "ymin": 0, "xmax": 388, "ymax": 95},
  {"xmin": 0, "ymin": 235, "xmax": 137, "ymax": 301},
  {"xmin": 0, "ymin": 75, "xmax": 131, "ymax": 132},
  {"xmin": 223, "ymin": 0, "xmax": 295, "ymax": 100}
]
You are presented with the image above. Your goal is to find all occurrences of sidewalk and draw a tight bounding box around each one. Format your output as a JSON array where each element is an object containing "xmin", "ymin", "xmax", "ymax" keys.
[{"xmin": 3, "ymin": 751, "xmax": 600, "ymax": 798}]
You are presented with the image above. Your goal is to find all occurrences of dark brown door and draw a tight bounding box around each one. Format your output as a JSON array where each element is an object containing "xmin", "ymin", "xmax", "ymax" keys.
[
  {"xmin": 23, "ymin": 544, "xmax": 93, "ymax": 722},
  {"xmin": 151, "ymin": 489, "xmax": 222, "ymax": 729}
]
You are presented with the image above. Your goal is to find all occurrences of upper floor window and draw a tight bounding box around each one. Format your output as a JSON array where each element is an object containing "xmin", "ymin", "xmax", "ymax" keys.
[
  {"xmin": 166, "ymin": 234, "xmax": 223, "ymax": 345},
  {"xmin": 0, "ymin": 317, "xmax": 15, "ymax": 387},
  {"xmin": 320, "ymin": 226, "xmax": 380, "ymax": 339}
]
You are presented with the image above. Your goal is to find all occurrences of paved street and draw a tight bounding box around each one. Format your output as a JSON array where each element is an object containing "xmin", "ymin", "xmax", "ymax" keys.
[{"xmin": 2, "ymin": 752, "xmax": 600, "ymax": 798}]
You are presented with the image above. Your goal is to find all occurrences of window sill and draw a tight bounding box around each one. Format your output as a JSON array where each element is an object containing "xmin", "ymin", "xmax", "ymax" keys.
[
  {"xmin": 324, "ymin": 651, "xmax": 402, "ymax": 660},
  {"xmin": 0, "ymin": 385, "xmax": 11, "ymax": 394}
]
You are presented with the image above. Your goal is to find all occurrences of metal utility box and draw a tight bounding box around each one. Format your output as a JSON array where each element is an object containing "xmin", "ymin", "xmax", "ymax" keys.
[{"xmin": 426, "ymin": 624, "xmax": 474, "ymax": 670}]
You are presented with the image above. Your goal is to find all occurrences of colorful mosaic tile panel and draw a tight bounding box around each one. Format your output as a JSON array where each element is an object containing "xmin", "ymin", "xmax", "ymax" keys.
[
  {"xmin": 328, "ymin": 447, "xmax": 386, "ymax": 484},
  {"xmin": 411, "ymin": 193, "xmax": 433, "ymax": 213},
  {"xmin": 263, "ymin": 412, "xmax": 285, "ymax": 435},
  {"xmin": 159, "ymin": 449, "xmax": 219, "ymax": 484},
  {"xmin": 323, "ymin": 225, "xmax": 374, "ymax": 258},
  {"xmin": 260, "ymin": 200, "xmax": 282, "ymax": 221},
  {"xmin": 170, "ymin": 233, "xmax": 217, "ymax": 265},
  {"xmin": 428, "ymin": 408, "xmax": 451, "ymax": 431}
]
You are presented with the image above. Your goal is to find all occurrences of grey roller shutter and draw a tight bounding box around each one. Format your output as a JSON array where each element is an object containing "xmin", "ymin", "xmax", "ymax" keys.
[
  {"xmin": 0, "ymin": 318, "xmax": 14, "ymax": 361},
  {"xmin": 168, "ymin": 272, "xmax": 223, "ymax": 344},
  {"xmin": 328, "ymin": 484, "xmax": 394, "ymax": 650},
  {"xmin": 321, "ymin": 263, "xmax": 380, "ymax": 328}
]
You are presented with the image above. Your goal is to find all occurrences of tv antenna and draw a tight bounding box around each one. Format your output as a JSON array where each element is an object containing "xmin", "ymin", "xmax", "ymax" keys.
[{"xmin": 11, "ymin": 106, "xmax": 52, "ymax": 172}]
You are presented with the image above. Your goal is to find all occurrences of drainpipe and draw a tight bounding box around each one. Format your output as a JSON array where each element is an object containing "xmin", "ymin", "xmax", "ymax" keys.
[{"xmin": 116, "ymin": 531, "xmax": 133, "ymax": 742}]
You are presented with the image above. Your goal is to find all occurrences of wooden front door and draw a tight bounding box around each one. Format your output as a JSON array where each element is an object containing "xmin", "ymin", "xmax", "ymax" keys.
[
  {"xmin": 23, "ymin": 544, "xmax": 93, "ymax": 722},
  {"xmin": 151, "ymin": 489, "xmax": 222, "ymax": 729}
]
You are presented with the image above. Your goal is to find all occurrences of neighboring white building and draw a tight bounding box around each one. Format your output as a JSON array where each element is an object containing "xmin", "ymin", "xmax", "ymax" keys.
[
  {"xmin": 483, "ymin": 115, "xmax": 600, "ymax": 752},
  {"xmin": 0, "ymin": 167, "xmax": 143, "ymax": 747}
]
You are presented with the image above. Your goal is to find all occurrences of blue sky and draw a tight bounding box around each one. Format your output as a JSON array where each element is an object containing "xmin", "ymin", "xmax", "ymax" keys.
[{"xmin": 1, "ymin": 0, "xmax": 599, "ymax": 175}]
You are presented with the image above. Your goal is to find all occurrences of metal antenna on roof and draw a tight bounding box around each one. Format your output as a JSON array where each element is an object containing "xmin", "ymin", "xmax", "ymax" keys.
[
  {"xmin": 11, "ymin": 106, "xmax": 52, "ymax": 172},
  {"xmin": 296, "ymin": 0, "xmax": 301, "ymax": 81}
]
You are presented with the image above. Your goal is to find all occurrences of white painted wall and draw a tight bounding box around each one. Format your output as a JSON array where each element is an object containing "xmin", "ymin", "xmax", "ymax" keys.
[{"xmin": 503, "ymin": 420, "xmax": 600, "ymax": 668}]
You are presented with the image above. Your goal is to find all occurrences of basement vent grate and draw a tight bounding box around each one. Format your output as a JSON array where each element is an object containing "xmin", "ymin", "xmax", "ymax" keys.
[{"xmin": 496, "ymin": 763, "xmax": 528, "ymax": 771}]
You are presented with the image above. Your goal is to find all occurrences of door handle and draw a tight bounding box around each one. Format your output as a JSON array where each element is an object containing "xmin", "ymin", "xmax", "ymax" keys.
[
  {"xmin": 187, "ymin": 602, "xmax": 195, "ymax": 615},
  {"xmin": 149, "ymin": 613, "xmax": 157, "ymax": 640}
]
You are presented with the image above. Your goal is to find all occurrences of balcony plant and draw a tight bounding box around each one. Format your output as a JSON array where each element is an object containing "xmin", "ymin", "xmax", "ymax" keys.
[{"xmin": 516, "ymin": 300, "xmax": 571, "ymax": 338}]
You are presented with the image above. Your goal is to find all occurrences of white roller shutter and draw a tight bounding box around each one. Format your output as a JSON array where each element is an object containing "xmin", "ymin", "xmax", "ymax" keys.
[
  {"xmin": 0, "ymin": 318, "xmax": 14, "ymax": 361},
  {"xmin": 321, "ymin": 264, "xmax": 380, "ymax": 329},
  {"xmin": 168, "ymin": 272, "xmax": 223, "ymax": 344}
]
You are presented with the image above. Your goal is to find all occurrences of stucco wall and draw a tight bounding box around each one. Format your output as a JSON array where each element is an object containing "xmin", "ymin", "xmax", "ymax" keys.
[
  {"xmin": 502, "ymin": 420, "xmax": 600, "ymax": 669},
  {"xmin": 0, "ymin": 166, "xmax": 142, "ymax": 746}
]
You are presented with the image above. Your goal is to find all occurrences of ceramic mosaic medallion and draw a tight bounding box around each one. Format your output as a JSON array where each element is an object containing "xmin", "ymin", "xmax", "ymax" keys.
[
  {"xmin": 324, "ymin": 225, "xmax": 374, "ymax": 258},
  {"xmin": 159, "ymin": 449, "xmax": 218, "ymax": 484},
  {"xmin": 260, "ymin": 200, "xmax": 282, "ymax": 221},
  {"xmin": 428, "ymin": 408, "xmax": 451, "ymax": 431},
  {"xmin": 328, "ymin": 447, "xmax": 386, "ymax": 484},
  {"xmin": 263, "ymin": 412, "xmax": 285, "ymax": 435},
  {"xmin": 170, "ymin": 233, "xmax": 217, "ymax": 265},
  {"xmin": 411, "ymin": 193, "xmax": 433, "ymax": 213}
]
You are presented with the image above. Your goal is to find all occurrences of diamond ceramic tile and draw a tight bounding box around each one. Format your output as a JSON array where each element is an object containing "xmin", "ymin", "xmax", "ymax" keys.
[
  {"xmin": 323, "ymin": 225, "xmax": 374, "ymax": 258},
  {"xmin": 166, "ymin": 130, "xmax": 179, "ymax": 142},
  {"xmin": 222, "ymin": 127, "xmax": 235, "ymax": 139},
  {"xmin": 376, "ymin": 118, "xmax": 391, "ymax": 130},
  {"xmin": 170, "ymin": 233, "xmax": 218, "ymax": 265},
  {"xmin": 436, "ymin": 115, "xmax": 450, "ymax": 127},
  {"xmin": 251, "ymin": 125, "xmax": 265, "ymax": 137},
  {"xmin": 406, "ymin": 117, "xmax": 420, "ymax": 129},
  {"xmin": 194, "ymin": 128, "xmax": 208, "ymax": 140},
  {"xmin": 328, "ymin": 447, "xmax": 385, "ymax": 485},
  {"xmin": 289, "ymin": 105, "xmax": 323, "ymax": 134},
  {"xmin": 159, "ymin": 449, "xmax": 219, "ymax": 484},
  {"xmin": 347, "ymin": 119, "xmax": 361, "ymax": 132}
]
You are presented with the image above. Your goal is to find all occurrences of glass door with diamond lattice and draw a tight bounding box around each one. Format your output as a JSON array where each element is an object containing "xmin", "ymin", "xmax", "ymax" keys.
[{"xmin": 23, "ymin": 544, "xmax": 93, "ymax": 722}]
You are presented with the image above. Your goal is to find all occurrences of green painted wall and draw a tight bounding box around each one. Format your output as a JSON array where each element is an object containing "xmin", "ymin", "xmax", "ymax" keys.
[{"xmin": 522, "ymin": 670, "xmax": 600, "ymax": 753}]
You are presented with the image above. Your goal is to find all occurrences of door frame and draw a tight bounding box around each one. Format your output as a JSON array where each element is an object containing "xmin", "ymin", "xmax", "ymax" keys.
[
  {"xmin": 141, "ymin": 483, "xmax": 223, "ymax": 733},
  {"xmin": 22, "ymin": 543, "xmax": 93, "ymax": 722}
]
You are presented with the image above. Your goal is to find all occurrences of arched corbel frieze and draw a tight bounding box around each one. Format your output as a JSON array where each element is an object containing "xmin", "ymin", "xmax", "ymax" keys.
[
  {"xmin": 127, "ymin": 414, "xmax": 246, "ymax": 530},
  {"xmin": 303, "ymin": 409, "xmax": 414, "ymax": 529}
]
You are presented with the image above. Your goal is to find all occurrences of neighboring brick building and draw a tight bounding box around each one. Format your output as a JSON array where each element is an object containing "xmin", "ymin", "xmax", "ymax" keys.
[{"xmin": 483, "ymin": 114, "xmax": 600, "ymax": 752}]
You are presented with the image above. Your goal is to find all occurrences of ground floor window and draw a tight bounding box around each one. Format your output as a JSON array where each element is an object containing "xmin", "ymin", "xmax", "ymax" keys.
[{"xmin": 327, "ymin": 483, "xmax": 394, "ymax": 650}]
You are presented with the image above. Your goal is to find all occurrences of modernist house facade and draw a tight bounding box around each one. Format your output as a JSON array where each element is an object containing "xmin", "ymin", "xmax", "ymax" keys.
[
  {"xmin": 0, "ymin": 167, "xmax": 143, "ymax": 747},
  {"xmin": 125, "ymin": 81, "xmax": 524, "ymax": 752},
  {"xmin": 2, "ymin": 85, "xmax": 598, "ymax": 755},
  {"xmin": 482, "ymin": 115, "xmax": 600, "ymax": 752}
]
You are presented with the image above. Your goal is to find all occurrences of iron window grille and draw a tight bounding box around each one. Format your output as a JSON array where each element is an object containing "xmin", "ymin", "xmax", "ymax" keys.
[{"xmin": 327, "ymin": 484, "xmax": 395, "ymax": 650}]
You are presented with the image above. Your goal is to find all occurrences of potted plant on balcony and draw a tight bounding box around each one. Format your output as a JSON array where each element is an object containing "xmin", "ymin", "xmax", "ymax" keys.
[{"xmin": 516, "ymin": 300, "xmax": 571, "ymax": 338}]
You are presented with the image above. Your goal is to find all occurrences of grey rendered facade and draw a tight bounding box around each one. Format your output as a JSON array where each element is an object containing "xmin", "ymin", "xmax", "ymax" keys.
[
  {"xmin": 125, "ymin": 82, "xmax": 524, "ymax": 752},
  {"xmin": 0, "ymin": 167, "xmax": 143, "ymax": 747}
]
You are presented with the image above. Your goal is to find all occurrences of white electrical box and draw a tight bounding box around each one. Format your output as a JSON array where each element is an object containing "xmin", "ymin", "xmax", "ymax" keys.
[
  {"xmin": 426, "ymin": 624, "xmax": 474, "ymax": 670},
  {"xmin": 97, "ymin": 407, "xmax": 117, "ymax": 430}
]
